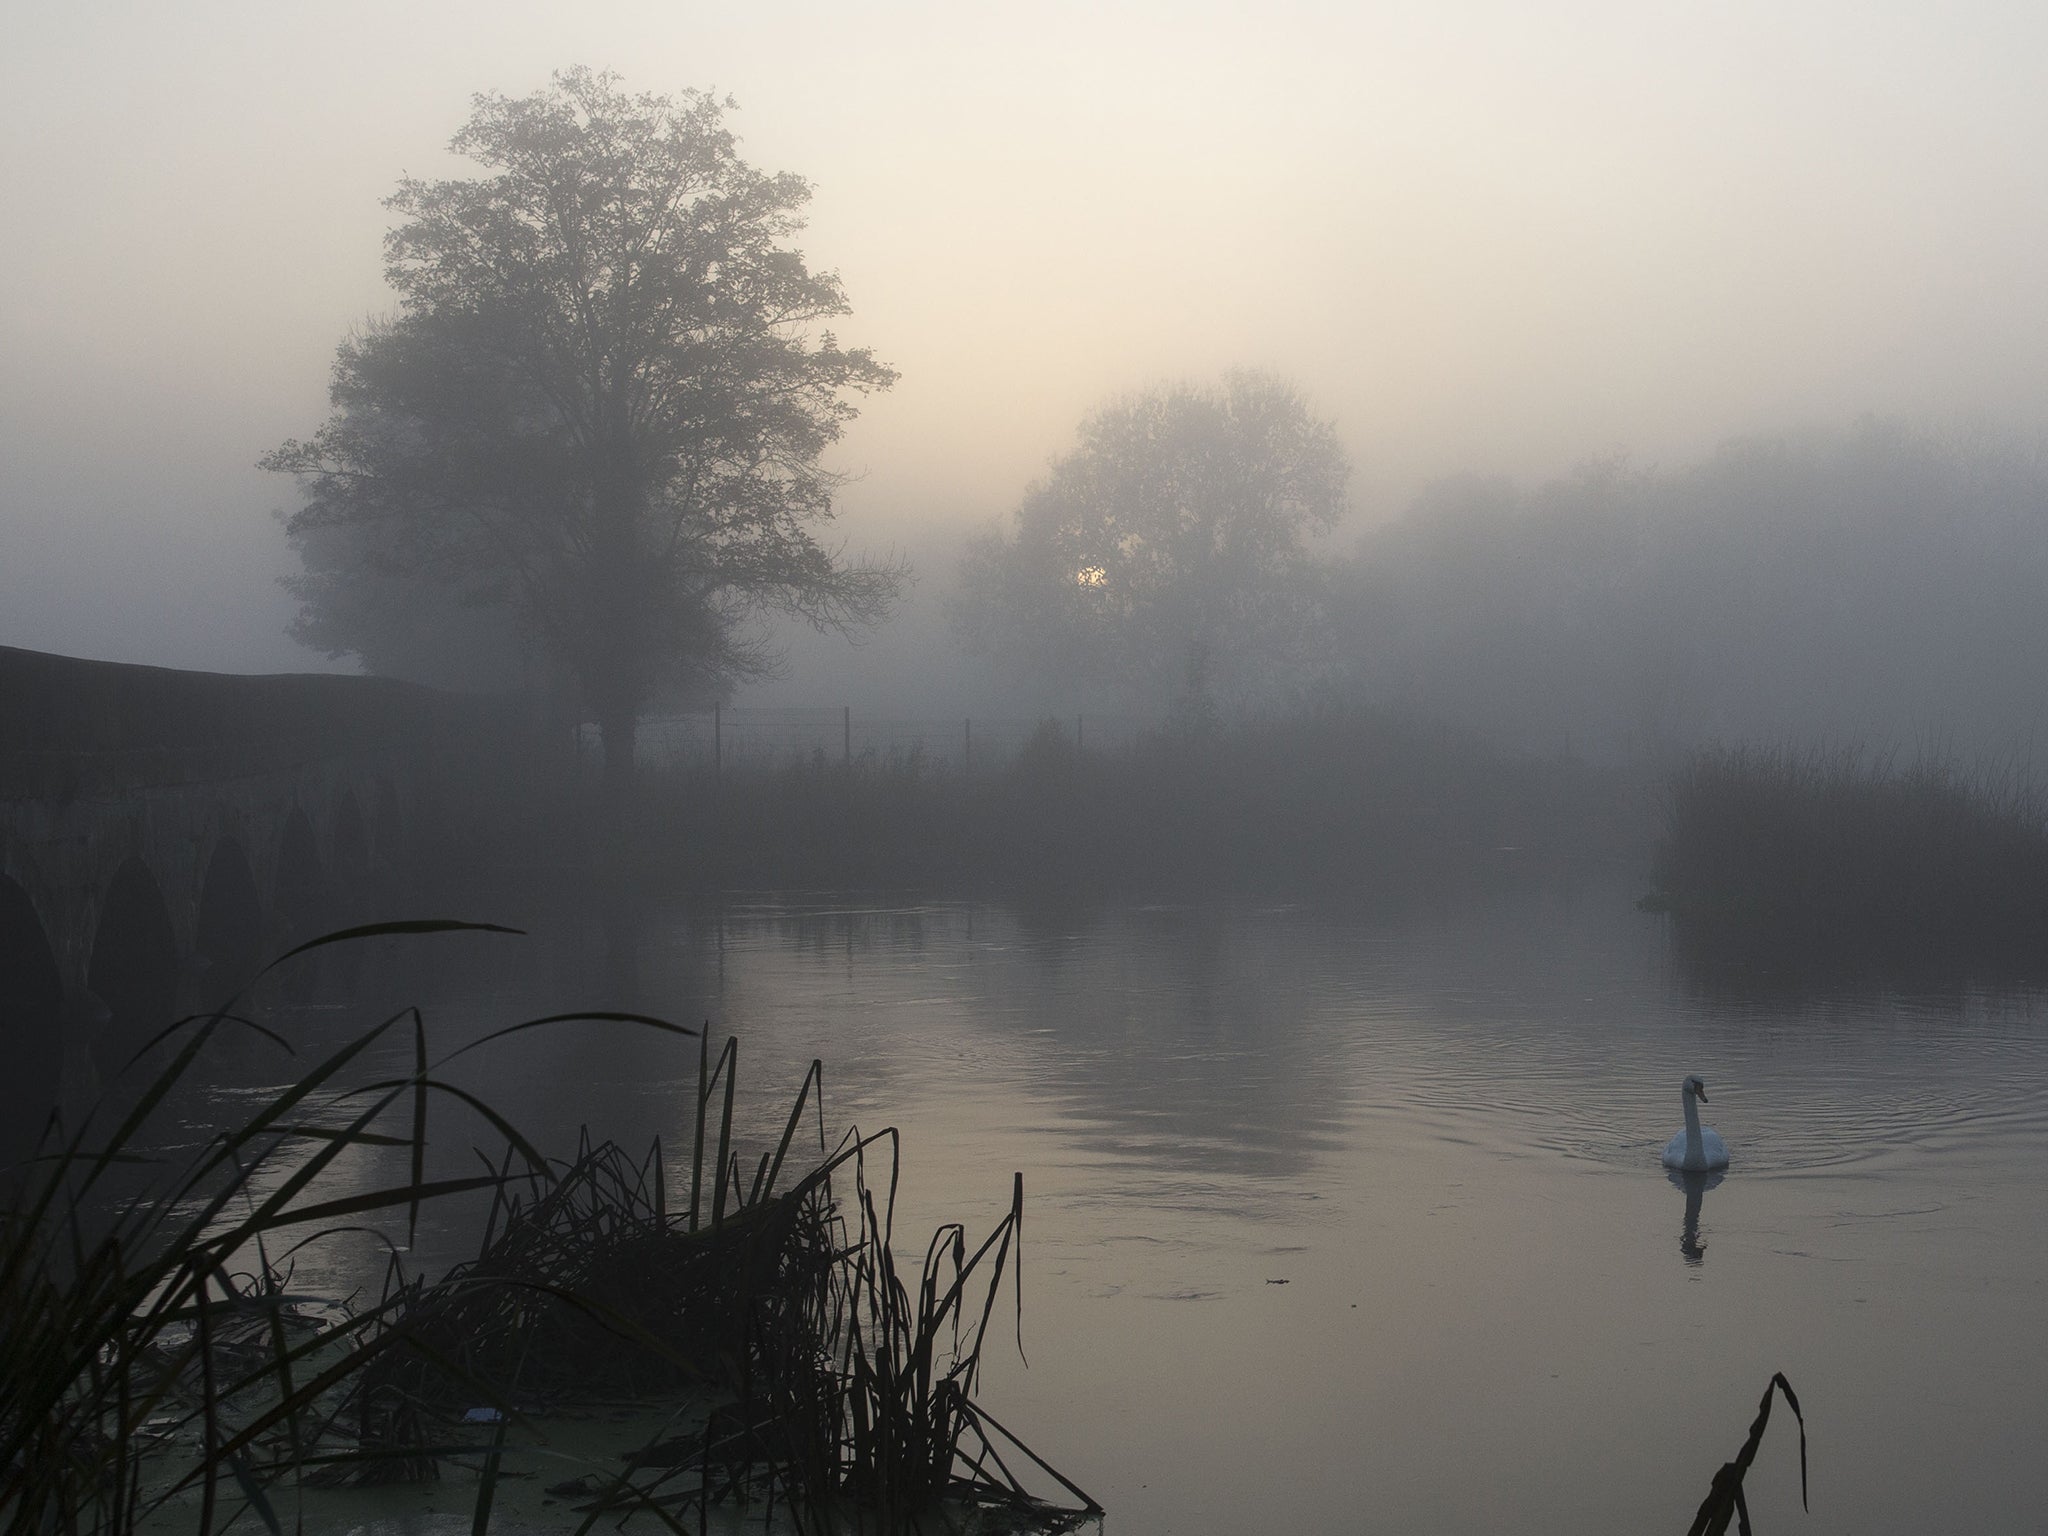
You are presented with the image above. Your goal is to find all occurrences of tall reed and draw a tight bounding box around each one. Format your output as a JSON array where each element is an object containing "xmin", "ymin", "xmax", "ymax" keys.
[
  {"xmin": 1648, "ymin": 745, "xmax": 2048, "ymax": 987},
  {"xmin": 0, "ymin": 919, "xmax": 599, "ymax": 1533},
  {"xmin": 1686, "ymin": 1372, "xmax": 1807, "ymax": 1536},
  {"xmin": 368, "ymin": 1037, "xmax": 1101, "ymax": 1531},
  {"xmin": 0, "ymin": 920, "xmax": 1095, "ymax": 1535}
]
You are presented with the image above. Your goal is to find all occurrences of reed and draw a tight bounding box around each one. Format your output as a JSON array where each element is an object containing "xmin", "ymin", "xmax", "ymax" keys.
[
  {"xmin": 1686, "ymin": 1372, "xmax": 1807, "ymax": 1536},
  {"xmin": 0, "ymin": 921, "xmax": 1095, "ymax": 1535},
  {"xmin": 371, "ymin": 1044, "xmax": 1101, "ymax": 1532},
  {"xmin": 1647, "ymin": 745, "xmax": 2048, "ymax": 987},
  {"xmin": 744, "ymin": 1137, "xmax": 1101, "ymax": 1533},
  {"xmin": 0, "ymin": 919, "xmax": 574, "ymax": 1534}
]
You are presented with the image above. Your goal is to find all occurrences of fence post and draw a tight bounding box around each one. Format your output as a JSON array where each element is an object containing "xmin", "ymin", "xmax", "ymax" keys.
[
  {"xmin": 713, "ymin": 702, "xmax": 722, "ymax": 783},
  {"xmin": 843, "ymin": 705, "xmax": 851, "ymax": 769}
]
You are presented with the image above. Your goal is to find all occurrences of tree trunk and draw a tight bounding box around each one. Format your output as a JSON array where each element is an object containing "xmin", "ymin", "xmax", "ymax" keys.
[{"xmin": 587, "ymin": 443, "xmax": 646, "ymax": 848}]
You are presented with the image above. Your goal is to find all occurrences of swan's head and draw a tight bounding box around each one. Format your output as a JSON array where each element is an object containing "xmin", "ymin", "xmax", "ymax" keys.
[{"xmin": 1683, "ymin": 1074, "xmax": 1709, "ymax": 1102}]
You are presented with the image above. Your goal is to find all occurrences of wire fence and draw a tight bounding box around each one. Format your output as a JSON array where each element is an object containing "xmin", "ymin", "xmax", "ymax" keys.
[{"xmin": 584, "ymin": 707, "xmax": 1149, "ymax": 774}]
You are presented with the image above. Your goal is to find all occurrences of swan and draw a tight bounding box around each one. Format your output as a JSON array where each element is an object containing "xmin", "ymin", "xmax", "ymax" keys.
[{"xmin": 1661, "ymin": 1074, "xmax": 1729, "ymax": 1171}]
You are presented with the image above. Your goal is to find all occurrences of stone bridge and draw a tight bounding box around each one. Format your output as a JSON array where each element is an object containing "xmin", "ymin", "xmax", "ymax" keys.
[{"xmin": 0, "ymin": 645, "xmax": 541, "ymax": 1157}]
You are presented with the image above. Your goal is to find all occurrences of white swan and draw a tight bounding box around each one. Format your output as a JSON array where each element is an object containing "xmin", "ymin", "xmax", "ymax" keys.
[{"xmin": 1661, "ymin": 1074, "xmax": 1729, "ymax": 1171}]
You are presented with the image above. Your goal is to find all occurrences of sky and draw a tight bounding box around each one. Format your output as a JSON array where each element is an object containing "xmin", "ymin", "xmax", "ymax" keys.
[{"xmin": 5, "ymin": 0, "xmax": 2048, "ymax": 703}]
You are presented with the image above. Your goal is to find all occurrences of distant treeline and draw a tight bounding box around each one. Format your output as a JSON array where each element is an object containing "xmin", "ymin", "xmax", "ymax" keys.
[
  {"xmin": 1334, "ymin": 421, "xmax": 2048, "ymax": 764},
  {"xmin": 633, "ymin": 707, "xmax": 1640, "ymax": 899}
]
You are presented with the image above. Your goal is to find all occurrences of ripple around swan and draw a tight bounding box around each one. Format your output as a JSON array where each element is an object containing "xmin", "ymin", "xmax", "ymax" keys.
[
  {"xmin": 1333, "ymin": 1035, "xmax": 2048, "ymax": 1179},
  {"xmin": 1258, "ymin": 938, "xmax": 2048, "ymax": 1182}
]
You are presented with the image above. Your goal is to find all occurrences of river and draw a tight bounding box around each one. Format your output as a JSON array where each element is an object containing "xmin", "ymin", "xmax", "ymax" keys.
[{"xmin": 204, "ymin": 884, "xmax": 2048, "ymax": 1534}]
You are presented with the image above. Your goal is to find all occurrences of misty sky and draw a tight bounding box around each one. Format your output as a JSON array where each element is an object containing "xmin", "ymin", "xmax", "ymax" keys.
[{"xmin": 5, "ymin": 1, "xmax": 2047, "ymax": 703}]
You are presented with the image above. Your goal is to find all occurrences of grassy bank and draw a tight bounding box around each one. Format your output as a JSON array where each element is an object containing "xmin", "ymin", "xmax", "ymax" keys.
[
  {"xmin": 635, "ymin": 706, "xmax": 1642, "ymax": 899},
  {"xmin": 1646, "ymin": 747, "xmax": 2048, "ymax": 988}
]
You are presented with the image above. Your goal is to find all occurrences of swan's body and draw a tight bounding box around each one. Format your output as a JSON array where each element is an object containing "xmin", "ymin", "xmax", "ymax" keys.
[{"xmin": 1660, "ymin": 1074, "xmax": 1730, "ymax": 1171}]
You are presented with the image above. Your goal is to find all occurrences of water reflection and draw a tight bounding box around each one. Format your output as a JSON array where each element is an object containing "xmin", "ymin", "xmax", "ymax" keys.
[
  {"xmin": 695, "ymin": 898, "xmax": 1356, "ymax": 1191},
  {"xmin": 1664, "ymin": 909, "xmax": 2048, "ymax": 1004},
  {"xmin": 967, "ymin": 901, "xmax": 1356, "ymax": 1187},
  {"xmin": 1667, "ymin": 1167, "xmax": 1723, "ymax": 1266},
  {"xmin": 182, "ymin": 887, "xmax": 2048, "ymax": 1536}
]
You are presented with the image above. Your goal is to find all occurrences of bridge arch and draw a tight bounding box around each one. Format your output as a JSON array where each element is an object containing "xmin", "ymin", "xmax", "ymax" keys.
[
  {"xmin": 334, "ymin": 789, "xmax": 368, "ymax": 876},
  {"xmin": 195, "ymin": 836, "xmax": 264, "ymax": 991},
  {"xmin": 275, "ymin": 807, "xmax": 325, "ymax": 941},
  {"xmin": 0, "ymin": 870, "xmax": 65, "ymax": 1165},
  {"xmin": 87, "ymin": 857, "xmax": 180, "ymax": 1079},
  {"xmin": 332, "ymin": 788, "xmax": 370, "ymax": 923}
]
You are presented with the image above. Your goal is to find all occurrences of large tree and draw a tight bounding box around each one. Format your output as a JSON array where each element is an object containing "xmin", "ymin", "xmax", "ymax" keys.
[
  {"xmin": 266, "ymin": 69, "xmax": 902, "ymax": 800},
  {"xmin": 953, "ymin": 372, "xmax": 1349, "ymax": 717},
  {"xmin": 283, "ymin": 503, "xmax": 544, "ymax": 697}
]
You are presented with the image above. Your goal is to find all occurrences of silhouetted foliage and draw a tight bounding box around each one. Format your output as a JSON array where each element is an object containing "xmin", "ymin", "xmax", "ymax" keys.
[
  {"xmin": 266, "ymin": 68, "xmax": 904, "ymax": 799},
  {"xmin": 955, "ymin": 372, "xmax": 1349, "ymax": 716},
  {"xmin": 283, "ymin": 514, "xmax": 546, "ymax": 696},
  {"xmin": 1647, "ymin": 746, "xmax": 2048, "ymax": 991},
  {"xmin": 0, "ymin": 923, "xmax": 1092, "ymax": 1534},
  {"xmin": 635, "ymin": 705, "xmax": 1631, "ymax": 896}
]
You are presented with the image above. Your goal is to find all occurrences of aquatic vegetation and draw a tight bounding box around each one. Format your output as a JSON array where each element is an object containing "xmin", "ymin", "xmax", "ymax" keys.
[
  {"xmin": 1686, "ymin": 1372, "xmax": 1807, "ymax": 1536},
  {"xmin": 0, "ymin": 922, "xmax": 1095, "ymax": 1535},
  {"xmin": 353, "ymin": 1030, "xmax": 1098, "ymax": 1531},
  {"xmin": 1647, "ymin": 746, "xmax": 2048, "ymax": 989},
  {"xmin": 0, "ymin": 919, "xmax": 542, "ymax": 1533}
]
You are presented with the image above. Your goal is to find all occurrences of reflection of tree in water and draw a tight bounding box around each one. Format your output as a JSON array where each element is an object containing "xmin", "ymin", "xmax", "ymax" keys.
[
  {"xmin": 1669, "ymin": 1168, "xmax": 1722, "ymax": 1267},
  {"xmin": 972, "ymin": 901, "xmax": 1358, "ymax": 1188},
  {"xmin": 699, "ymin": 896, "xmax": 1357, "ymax": 1194},
  {"xmin": 781, "ymin": 904, "xmax": 933, "ymax": 962},
  {"xmin": 1002, "ymin": 890, "xmax": 1107, "ymax": 958}
]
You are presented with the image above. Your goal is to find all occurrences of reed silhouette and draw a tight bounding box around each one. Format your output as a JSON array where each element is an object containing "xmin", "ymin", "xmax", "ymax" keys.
[
  {"xmin": 1648, "ymin": 746, "xmax": 2048, "ymax": 991},
  {"xmin": 0, "ymin": 922, "xmax": 1094, "ymax": 1535}
]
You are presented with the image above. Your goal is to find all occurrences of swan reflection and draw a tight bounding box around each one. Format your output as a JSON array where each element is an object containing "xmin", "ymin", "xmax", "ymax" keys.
[{"xmin": 1668, "ymin": 1167, "xmax": 1724, "ymax": 1266}]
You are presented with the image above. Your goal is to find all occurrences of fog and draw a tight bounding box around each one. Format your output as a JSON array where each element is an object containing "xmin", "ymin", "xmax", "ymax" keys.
[
  {"xmin": 17, "ymin": 14, "xmax": 2048, "ymax": 1528},
  {"xmin": 1338, "ymin": 424, "xmax": 2048, "ymax": 762},
  {"xmin": 8, "ymin": 1, "xmax": 2048, "ymax": 747}
]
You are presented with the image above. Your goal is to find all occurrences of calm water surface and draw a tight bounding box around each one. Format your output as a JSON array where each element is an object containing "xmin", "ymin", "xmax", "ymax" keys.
[{"xmin": 227, "ymin": 887, "xmax": 2048, "ymax": 1534}]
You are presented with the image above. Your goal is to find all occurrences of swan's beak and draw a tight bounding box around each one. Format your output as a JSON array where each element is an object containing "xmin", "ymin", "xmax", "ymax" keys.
[{"xmin": 1695, "ymin": 1085, "xmax": 1709, "ymax": 1102}]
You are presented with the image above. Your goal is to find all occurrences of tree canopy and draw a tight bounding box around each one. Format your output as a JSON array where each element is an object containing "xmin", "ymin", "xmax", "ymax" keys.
[
  {"xmin": 953, "ymin": 373, "xmax": 1350, "ymax": 716},
  {"xmin": 266, "ymin": 69, "xmax": 902, "ymax": 786},
  {"xmin": 1334, "ymin": 423, "xmax": 2048, "ymax": 762}
]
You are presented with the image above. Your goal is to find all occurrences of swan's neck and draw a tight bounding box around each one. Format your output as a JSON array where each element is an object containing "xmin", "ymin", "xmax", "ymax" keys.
[{"xmin": 1682, "ymin": 1090, "xmax": 1703, "ymax": 1156}]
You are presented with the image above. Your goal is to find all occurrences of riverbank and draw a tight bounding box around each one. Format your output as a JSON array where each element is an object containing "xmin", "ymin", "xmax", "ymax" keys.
[{"xmin": 625, "ymin": 707, "xmax": 1648, "ymax": 901}]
